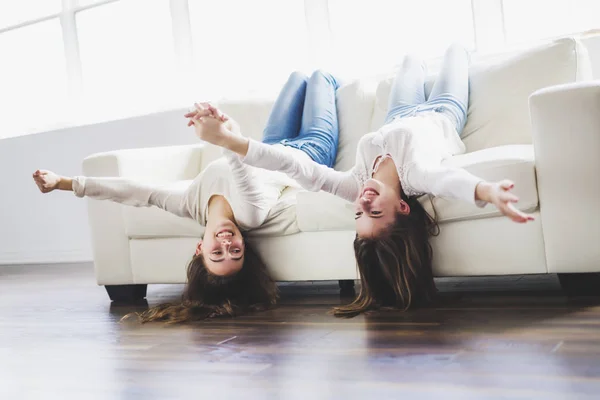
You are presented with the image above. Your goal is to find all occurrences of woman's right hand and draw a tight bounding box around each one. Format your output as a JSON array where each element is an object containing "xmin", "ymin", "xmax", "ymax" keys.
[
  {"xmin": 32, "ymin": 170, "xmax": 73, "ymax": 192},
  {"xmin": 33, "ymin": 170, "xmax": 61, "ymax": 193}
]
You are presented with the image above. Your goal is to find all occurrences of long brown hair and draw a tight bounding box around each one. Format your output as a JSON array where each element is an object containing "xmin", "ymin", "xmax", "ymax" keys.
[
  {"xmin": 334, "ymin": 195, "xmax": 439, "ymax": 317},
  {"xmin": 133, "ymin": 239, "xmax": 278, "ymax": 323}
]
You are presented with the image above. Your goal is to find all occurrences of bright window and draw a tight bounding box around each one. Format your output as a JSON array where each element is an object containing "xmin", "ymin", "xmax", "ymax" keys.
[
  {"xmin": 328, "ymin": 0, "xmax": 475, "ymax": 77},
  {"xmin": 76, "ymin": 0, "xmax": 178, "ymax": 121},
  {"xmin": 2, "ymin": 0, "xmax": 600, "ymax": 139},
  {"xmin": 503, "ymin": 0, "xmax": 600, "ymax": 44},
  {"xmin": 0, "ymin": 0, "xmax": 61, "ymax": 30},
  {"xmin": 188, "ymin": 0, "xmax": 309, "ymax": 100},
  {"xmin": 76, "ymin": 0, "xmax": 115, "ymax": 8},
  {"xmin": 0, "ymin": 20, "xmax": 68, "ymax": 138}
]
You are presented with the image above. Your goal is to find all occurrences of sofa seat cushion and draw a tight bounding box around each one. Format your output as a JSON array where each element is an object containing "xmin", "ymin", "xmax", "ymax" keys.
[
  {"xmin": 297, "ymin": 145, "xmax": 537, "ymax": 232},
  {"xmin": 124, "ymin": 186, "xmax": 301, "ymax": 239}
]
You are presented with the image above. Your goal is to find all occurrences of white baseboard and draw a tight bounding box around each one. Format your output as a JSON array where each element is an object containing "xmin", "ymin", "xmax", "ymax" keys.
[{"xmin": 0, "ymin": 249, "xmax": 92, "ymax": 265}]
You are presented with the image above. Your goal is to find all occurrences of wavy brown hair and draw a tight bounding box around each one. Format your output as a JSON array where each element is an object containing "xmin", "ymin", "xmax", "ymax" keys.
[
  {"xmin": 334, "ymin": 195, "xmax": 439, "ymax": 317},
  {"xmin": 130, "ymin": 239, "xmax": 277, "ymax": 324}
]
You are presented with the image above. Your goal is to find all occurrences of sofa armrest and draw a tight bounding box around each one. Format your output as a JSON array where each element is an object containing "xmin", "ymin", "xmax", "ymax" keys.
[
  {"xmin": 82, "ymin": 143, "xmax": 208, "ymax": 181},
  {"xmin": 81, "ymin": 143, "xmax": 208, "ymax": 285},
  {"xmin": 529, "ymin": 82, "xmax": 600, "ymax": 273}
]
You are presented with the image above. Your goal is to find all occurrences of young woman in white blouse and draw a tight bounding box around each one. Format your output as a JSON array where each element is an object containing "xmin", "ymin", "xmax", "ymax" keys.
[
  {"xmin": 32, "ymin": 70, "xmax": 341, "ymax": 322},
  {"xmin": 190, "ymin": 44, "xmax": 535, "ymax": 317}
]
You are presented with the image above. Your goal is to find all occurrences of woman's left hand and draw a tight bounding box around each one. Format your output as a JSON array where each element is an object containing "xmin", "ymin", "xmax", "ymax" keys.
[
  {"xmin": 477, "ymin": 180, "xmax": 535, "ymax": 224},
  {"xmin": 183, "ymin": 102, "xmax": 235, "ymax": 146},
  {"xmin": 184, "ymin": 102, "xmax": 225, "ymax": 125},
  {"xmin": 185, "ymin": 102, "xmax": 241, "ymax": 134}
]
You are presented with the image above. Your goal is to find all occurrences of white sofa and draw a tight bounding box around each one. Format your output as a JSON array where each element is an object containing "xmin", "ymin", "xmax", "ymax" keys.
[{"xmin": 82, "ymin": 38, "xmax": 600, "ymax": 301}]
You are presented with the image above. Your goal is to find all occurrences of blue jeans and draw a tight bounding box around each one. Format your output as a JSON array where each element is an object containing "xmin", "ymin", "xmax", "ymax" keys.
[
  {"xmin": 262, "ymin": 70, "xmax": 340, "ymax": 168},
  {"xmin": 384, "ymin": 43, "xmax": 470, "ymax": 135}
]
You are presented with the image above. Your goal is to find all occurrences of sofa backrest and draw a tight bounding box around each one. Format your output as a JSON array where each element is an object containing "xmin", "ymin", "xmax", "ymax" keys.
[
  {"xmin": 219, "ymin": 38, "xmax": 591, "ymax": 173},
  {"xmin": 461, "ymin": 38, "xmax": 591, "ymax": 151}
]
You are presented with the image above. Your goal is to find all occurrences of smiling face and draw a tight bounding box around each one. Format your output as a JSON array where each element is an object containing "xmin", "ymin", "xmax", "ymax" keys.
[
  {"xmin": 354, "ymin": 179, "xmax": 410, "ymax": 238},
  {"xmin": 196, "ymin": 220, "xmax": 245, "ymax": 277}
]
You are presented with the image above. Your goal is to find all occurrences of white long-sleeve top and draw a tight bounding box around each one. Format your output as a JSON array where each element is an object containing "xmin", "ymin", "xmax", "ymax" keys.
[
  {"xmin": 72, "ymin": 150, "xmax": 305, "ymax": 231},
  {"xmin": 240, "ymin": 112, "xmax": 485, "ymax": 206}
]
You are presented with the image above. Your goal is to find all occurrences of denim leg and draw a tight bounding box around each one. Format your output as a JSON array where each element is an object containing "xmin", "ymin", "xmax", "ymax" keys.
[
  {"xmin": 285, "ymin": 70, "xmax": 340, "ymax": 167},
  {"xmin": 384, "ymin": 54, "xmax": 427, "ymax": 124},
  {"xmin": 427, "ymin": 43, "xmax": 470, "ymax": 134},
  {"xmin": 262, "ymin": 71, "xmax": 308, "ymax": 144}
]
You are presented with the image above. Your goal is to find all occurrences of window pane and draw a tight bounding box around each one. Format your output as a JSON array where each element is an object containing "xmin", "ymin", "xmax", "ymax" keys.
[
  {"xmin": 0, "ymin": 0, "xmax": 61, "ymax": 29},
  {"xmin": 328, "ymin": 0, "xmax": 475, "ymax": 77},
  {"xmin": 77, "ymin": 0, "xmax": 177, "ymax": 120},
  {"xmin": 0, "ymin": 20, "xmax": 68, "ymax": 138},
  {"xmin": 189, "ymin": 0, "xmax": 309, "ymax": 100},
  {"xmin": 503, "ymin": 0, "xmax": 600, "ymax": 44}
]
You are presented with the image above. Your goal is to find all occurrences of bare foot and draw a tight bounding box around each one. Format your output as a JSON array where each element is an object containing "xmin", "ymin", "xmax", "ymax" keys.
[{"xmin": 32, "ymin": 170, "xmax": 61, "ymax": 193}]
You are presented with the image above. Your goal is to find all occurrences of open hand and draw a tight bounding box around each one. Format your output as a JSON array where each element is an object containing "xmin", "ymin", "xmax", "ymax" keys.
[{"xmin": 483, "ymin": 180, "xmax": 535, "ymax": 224}]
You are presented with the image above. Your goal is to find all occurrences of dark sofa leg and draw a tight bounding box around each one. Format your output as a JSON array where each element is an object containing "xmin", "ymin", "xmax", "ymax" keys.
[
  {"xmin": 558, "ymin": 273, "xmax": 600, "ymax": 296},
  {"xmin": 339, "ymin": 279, "xmax": 356, "ymax": 296},
  {"xmin": 105, "ymin": 284, "xmax": 148, "ymax": 303},
  {"xmin": 339, "ymin": 280, "xmax": 355, "ymax": 290}
]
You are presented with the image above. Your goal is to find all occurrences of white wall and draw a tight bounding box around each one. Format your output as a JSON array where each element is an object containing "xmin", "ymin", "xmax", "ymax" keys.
[{"xmin": 0, "ymin": 108, "xmax": 196, "ymax": 265}]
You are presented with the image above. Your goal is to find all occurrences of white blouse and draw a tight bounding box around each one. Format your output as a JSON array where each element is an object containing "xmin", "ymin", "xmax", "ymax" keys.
[
  {"xmin": 72, "ymin": 151, "xmax": 305, "ymax": 231},
  {"xmin": 240, "ymin": 112, "xmax": 486, "ymax": 206}
]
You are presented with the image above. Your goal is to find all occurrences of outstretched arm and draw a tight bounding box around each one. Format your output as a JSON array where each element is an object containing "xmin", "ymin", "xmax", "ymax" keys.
[
  {"xmin": 33, "ymin": 170, "xmax": 194, "ymax": 219},
  {"xmin": 186, "ymin": 103, "xmax": 360, "ymax": 202},
  {"xmin": 405, "ymin": 164, "xmax": 534, "ymax": 223},
  {"xmin": 238, "ymin": 139, "xmax": 359, "ymax": 202}
]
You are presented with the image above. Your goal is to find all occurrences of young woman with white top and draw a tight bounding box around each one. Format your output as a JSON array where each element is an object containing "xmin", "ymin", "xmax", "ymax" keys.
[
  {"xmin": 32, "ymin": 70, "xmax": 341, "ymax": 323},
  {"xmin": 189, "ymin": 44, "xmax": 534, "ymax": 317}
]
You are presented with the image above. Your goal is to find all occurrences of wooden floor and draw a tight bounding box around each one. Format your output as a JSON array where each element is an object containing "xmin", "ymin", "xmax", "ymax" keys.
[{"xmin": 2, "ymin": 264, "xmax": 600, "ymax": 400}]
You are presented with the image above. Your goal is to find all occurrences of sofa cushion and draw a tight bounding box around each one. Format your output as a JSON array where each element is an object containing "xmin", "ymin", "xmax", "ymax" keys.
[
  {"xmin": 369, "ymin": 38, "xmax": 591, "ymax": 153},
  {"xmin": 124, "ymin": 186, "xmax": 300, "ymax": 239},
  {"xmin": 296, "ymin": 145, "xmax": 537, "ymax": 232},
  {"xmin": 333, "ymin": 78, "xmax": 378, "ymax": 172}
]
